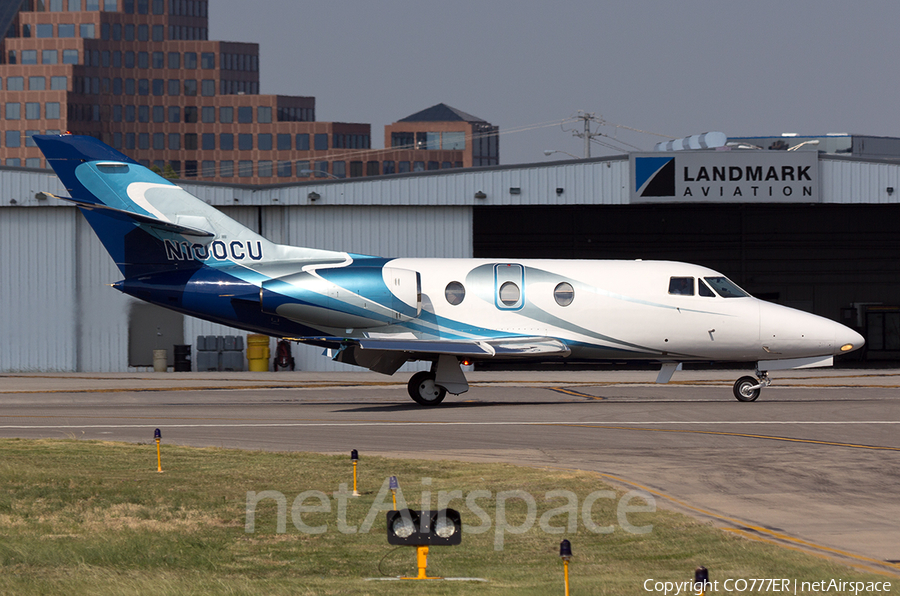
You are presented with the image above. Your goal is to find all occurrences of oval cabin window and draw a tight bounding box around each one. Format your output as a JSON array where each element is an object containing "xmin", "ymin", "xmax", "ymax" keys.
[
  {"xmin": 498, "ymin": 281, "xmax": 520, "ymax": 306},
  {"xmin": 554, "ymin": 282, "xmax": 575, "ymax": 306},
  {"xmin": 445, "ymin": 281, "xmax": 465, "ymax": 305}
]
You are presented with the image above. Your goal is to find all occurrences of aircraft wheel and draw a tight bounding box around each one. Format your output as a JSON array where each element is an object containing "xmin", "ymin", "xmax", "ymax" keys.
[
  {"xmin": 407, "ymin": 371, "xmax": 447, "ymax": 406},
  {"xmin": 733, "ymin": 376, "xmax": 761, "ymax": 402}
]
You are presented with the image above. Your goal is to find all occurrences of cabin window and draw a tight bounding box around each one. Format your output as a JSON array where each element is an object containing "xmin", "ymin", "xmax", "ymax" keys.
[
  {"xmin": 704, "ymin": 277, "xmax": 749, "ymax": 298},
  {"xmin": 445, "ymin": 281, "xmax": 465, "ymax": 306},
  {"xmin": 494, "ymin": 263, "xmax": 524, "ymax": 309},
  {"xmin": 668, "ymin": 277, "xmax": 694, "ymax": 296},
  {"xmin": 499, "ymin": 281, "xmax": 520, "ymax": 306},
  {"xmin": 699, "ymin": 279, "xmax": 715, "ymax": 297},
  {"xmin": 554, "ymin": 282, "xmax": 575, "ymax": 306}
]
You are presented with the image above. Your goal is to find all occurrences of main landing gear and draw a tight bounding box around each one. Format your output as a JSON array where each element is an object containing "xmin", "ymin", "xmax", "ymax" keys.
[
  {"xmin": 407, "ymin": 371, "xmax": 447, "ymax": 406},
  {"xmin": 732, "ymin": 370, "xmax": 771, "ymax": 402},
  {"xmin": 406, "ymin": 355, "xmax": 470, "ymax": 406}
]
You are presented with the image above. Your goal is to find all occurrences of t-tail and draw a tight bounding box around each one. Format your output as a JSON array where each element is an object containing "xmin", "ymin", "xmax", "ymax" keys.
[
  {"xmin": 34, "ymin": 134, "xmax": 345, "ymax": 278},
  {"xmin": 34, "ymin": 134, "xmax": 350, "ymax": 336}
]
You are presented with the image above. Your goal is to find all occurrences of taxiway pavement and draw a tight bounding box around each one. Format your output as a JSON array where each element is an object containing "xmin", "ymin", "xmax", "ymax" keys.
[{"xmin": 1, "ymin": 368, "xmax": 898, "ymax": 574}]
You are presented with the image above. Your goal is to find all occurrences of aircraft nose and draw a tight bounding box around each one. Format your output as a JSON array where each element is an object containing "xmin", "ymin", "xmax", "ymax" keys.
[
  {"xmin": 759, "ymin": 301, "xmax": 865, "ymax": 357},
  {"xmin": 834, "ymin": 323, "xmax": 865, "ymax": 356}
]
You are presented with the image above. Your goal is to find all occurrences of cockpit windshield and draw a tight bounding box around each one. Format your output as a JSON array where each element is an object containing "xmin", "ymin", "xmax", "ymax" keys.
[
  {"xmin": 703, "ymin": 276, "xmax": 749, "ymax": 298},
  {"xmin": 668, "ymin": 277, "xmax": 694, "ymax": 296}
]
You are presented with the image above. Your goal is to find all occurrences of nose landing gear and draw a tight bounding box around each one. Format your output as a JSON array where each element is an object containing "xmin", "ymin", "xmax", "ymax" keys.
[{"xmin": 733, "ymin": 370, "xmax": 771, "ymax": 402}]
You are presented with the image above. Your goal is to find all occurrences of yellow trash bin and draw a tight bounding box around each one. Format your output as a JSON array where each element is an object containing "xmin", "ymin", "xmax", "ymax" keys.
[{"xmin": 246, "ymin": 334, "xmax": 270, "ymax": 372}]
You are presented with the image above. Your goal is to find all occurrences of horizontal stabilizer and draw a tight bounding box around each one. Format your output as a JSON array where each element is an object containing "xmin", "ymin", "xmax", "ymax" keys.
[{"xmin": 43, "ymin": 192, "xmax": 214, "ymax": 237}]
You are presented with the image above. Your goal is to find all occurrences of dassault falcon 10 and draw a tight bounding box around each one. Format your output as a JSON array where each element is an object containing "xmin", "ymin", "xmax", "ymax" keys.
[{"xmin": 35, "ymin": 135, "xmax": 864, "ymax": 406}]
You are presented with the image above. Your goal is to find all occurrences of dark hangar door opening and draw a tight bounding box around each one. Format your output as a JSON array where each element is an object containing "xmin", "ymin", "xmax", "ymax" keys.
[{"xmin": 473, "ymin": 203, "xmax": 900, "ymax": 334}]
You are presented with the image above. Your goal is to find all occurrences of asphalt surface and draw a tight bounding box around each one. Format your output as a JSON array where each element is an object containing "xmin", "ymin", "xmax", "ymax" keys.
[{"xmin": 1, "ymin": 368, "xmax": 898, "ymax": 575}]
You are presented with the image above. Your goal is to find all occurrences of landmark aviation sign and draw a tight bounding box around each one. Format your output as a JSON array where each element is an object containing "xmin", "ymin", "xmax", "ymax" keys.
[{"xmin": 630, "ymin": 150, "xmax": 819, "ymax": 203}]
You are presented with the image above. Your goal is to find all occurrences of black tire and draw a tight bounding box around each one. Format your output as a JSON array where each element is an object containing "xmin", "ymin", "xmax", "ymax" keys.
[
  {"xmin": 407, "ymin": 371, "xmax": 447, "ymax": 406},
  {"xmin": 733, "ymin": 376, "xmax": 761, "ymax": 402}
]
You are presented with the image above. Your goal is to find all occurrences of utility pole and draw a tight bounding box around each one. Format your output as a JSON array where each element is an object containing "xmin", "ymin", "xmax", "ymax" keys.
[
  {"xmin": 568, "ymin": 111, "xmax": 605, "ymax": 158},
  {"xmin": 583, "ymin": 114, "xmax": 591, "ymax": 158}
]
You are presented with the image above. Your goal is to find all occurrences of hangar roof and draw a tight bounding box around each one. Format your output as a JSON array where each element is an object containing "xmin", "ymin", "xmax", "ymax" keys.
[
  {"xmin": 728, "ymin": 133, "xmax": 900, "ymax": 160},
  {"xmin": 4, "ymin": 151, "xmax": 900, "ymax": 209}
]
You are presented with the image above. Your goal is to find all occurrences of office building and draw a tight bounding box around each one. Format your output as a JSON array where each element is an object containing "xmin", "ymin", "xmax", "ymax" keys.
[{"xmin": 0, "ymin": 0, "xmax": 497, "ymax": 182}]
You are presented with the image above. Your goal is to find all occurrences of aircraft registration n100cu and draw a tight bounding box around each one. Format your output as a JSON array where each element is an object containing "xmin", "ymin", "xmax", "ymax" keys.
[{"xmin": 35, "ymin": 135, "xmax": 864, "ymax": 405}]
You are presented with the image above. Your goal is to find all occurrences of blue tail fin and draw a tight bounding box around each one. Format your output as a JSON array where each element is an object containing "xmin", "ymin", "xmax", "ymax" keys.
[{"xmin": 35, "ymin": 134, "xmax": 344, "ymax": 279}]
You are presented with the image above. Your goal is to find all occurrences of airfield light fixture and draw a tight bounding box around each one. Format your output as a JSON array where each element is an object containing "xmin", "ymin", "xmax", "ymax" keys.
[
  {"xmin": 559, "ymin": 539, "xmax": 572, "ymax": 596},
  {"xmin": 695, "ymin": 566, "xmax": 709, "ymax": 596},
  {"xmin": 154, "ymin": 428, "xmax": 163, "ymax": 473},
  {"xmin": 386, "ymin": 509, "xmax": 462, "ymax": 546},
  {"xmin": 559, "ymin": 539, "xmax": 572, "ymax": 560},
  {"xmin": 385, "ymin": 508, "xmax": 462, "ymax": 580},
  {"xmin": 307, "ymin": 191, "xmax": 320, "ymax": 202},
  {"xmin": 389, "ymin": 476, "xmax": 399, "ymax": 510},
  {"xmin": 350, "ymin": 449, "xmax": 360, "ymax": 497},
  {"xmin": 474, "ymin": 191, "xmax": 487, "ymax": 199}
]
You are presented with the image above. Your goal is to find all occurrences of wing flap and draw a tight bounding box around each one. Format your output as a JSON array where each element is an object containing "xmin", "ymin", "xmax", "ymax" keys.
[
  {"xmin": 293, "ymin": 335, "xmax": 570, "ymax": 375},
  {"xmin": 357, "ymin": 338, "xmax": 494, "ymax": 357},
  {"xmin": 297, "ymin": 335, "xmax": 571, "ymax": 359},
  {"xmin": 485, "ymin": 337, "xmax": 572, "ymax": 357}
]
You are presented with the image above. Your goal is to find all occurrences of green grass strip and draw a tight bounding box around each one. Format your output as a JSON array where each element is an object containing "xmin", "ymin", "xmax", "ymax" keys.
[{"xmin": 0, "ymin": 438, "xmax": 895, "ymax": 595}]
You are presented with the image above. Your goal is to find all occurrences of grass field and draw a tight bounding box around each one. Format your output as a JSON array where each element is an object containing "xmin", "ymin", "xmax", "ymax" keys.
[{"xmin": 0, "ymin": 438, "xmax": 895, "ymax": 595}]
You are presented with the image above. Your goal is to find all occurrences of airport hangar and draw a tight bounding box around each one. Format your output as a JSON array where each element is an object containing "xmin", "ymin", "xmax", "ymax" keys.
[{"xmin": 3, "ymin": 132, "xmax": 900, "ymax": 373}]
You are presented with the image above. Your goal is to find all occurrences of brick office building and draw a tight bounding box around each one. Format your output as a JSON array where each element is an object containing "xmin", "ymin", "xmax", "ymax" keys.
[
  {"xmin": 385, "ymin": 103, "xmax": 499, "ymax": 169},
  {"xmin": 0, "ymin": 0, "xmax": 497, "ymax": 183}
]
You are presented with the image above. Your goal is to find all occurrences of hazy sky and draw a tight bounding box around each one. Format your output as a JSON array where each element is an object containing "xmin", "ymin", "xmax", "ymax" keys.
[{"xmin": 211, "ymin": 1, "xmax": 900, "ymax": 164}]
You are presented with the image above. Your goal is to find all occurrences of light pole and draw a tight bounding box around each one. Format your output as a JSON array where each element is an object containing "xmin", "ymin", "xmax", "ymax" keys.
[
  {"xmin": 543, "ymin": 150, "xmax": 580, "ymax": 160},
  {"xmin": 787, "ymin": 139, "xmax": 820, "ymax": 151}
]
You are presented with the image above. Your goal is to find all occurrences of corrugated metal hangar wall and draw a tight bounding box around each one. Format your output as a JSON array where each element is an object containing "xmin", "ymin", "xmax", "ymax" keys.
[
  {"xmin": 3, "ymin": 152, "xmax": 900, "ymax": 372},
  {"xmin": 0, "ymin": 193, "xmax": 472, "ymax": 372}
]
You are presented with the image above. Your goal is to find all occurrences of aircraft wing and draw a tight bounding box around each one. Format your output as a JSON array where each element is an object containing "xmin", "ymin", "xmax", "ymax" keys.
[
  {"xmin": 295, "ymin": 336, "xmax": 571, "ymax": 375},
  {"xmin": 358, "ymin": 336, "xmax": 571, "ymax": 357}
]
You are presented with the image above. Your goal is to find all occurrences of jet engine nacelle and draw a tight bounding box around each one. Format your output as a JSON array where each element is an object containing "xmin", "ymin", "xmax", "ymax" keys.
[{"xmin": 260, "ymin": 266, "xmax": 421, "ymax": 330}]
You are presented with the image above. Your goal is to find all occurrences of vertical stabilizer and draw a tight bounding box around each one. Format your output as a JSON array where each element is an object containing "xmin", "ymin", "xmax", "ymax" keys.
[{"xmin": 35, "ymin": 135, "xmax": 347, "ymax": 278}]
